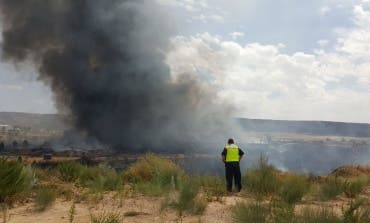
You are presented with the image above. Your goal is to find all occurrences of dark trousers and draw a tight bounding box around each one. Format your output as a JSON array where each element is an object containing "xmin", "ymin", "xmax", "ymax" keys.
[{"xmin": 225, "ymin": 162, "xmax": 242, "ymax": 192}]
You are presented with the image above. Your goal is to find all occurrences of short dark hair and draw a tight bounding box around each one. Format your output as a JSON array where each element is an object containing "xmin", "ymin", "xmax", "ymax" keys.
[{"xmin": 228, "ymin": 138, "xmax": 234, "ymax": 144}]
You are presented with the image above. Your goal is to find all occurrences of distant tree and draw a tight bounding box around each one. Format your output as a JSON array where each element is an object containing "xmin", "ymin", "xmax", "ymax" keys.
[
  {"xmin": 22, "ymin": 140, "xmax": 29, "ymax": 149},
  {"xmin": 12, "ymin": 140, "xmax": 18, "ymax": 149},
  {"xmin": 0, "ymin": 141, "xmax": 4, "ymax": 151}
]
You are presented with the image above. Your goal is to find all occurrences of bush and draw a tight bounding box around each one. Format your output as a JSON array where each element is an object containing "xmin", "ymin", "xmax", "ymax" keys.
[
  {"xmin": 34, "ymin": 188, "xmax": 56, "ymax": 211},
  {"xmin": 90, "ymin": 211, "xmax": 122, "ymax": 223},
  {"xmin": 320, "ymin": 177, "xmax": 344, "ymax": 200},
  {"xmin": 343, "ymin": 180, "xmax": 365, "ymax": 198},
  {"xmin": 176, "ymin": 182, "xmax": 199, "ymax": 215},
  {"xmin": 231, "ymin": 202, "xmax": 269, "ymax": 223},
  {"xmin": 243, "ymin": 155, "xmax": 281, "ymax": 196},
  {"xmin": 279, "ymin": 175, "xmax": 310, "ymax": 204},
  {"xmin": 343, "ymin": 199, "xmax": 370, "ymax": 223},
  {"xmin": 0, "ymin": 159, "xmax": 34, "ymax": 203},
  {"xmin": 124, "ymin": 154, "xmax": 183, "ymax": 195},
  {"xmin": 79, "ymin": 166, "xmax": 122, "ymax": 192},
  {"xmin": 162, "ymin": 180, "xmax": 206, "ymax": 219},
  {"xmin": 58, "ymin": 162, "xmax": 83, "ymax": 182}
]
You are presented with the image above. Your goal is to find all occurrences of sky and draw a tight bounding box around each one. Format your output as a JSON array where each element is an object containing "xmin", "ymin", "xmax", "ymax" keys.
[{"xmin": 1, "ymin": 0, "xmax": 370, "ymax": 123}]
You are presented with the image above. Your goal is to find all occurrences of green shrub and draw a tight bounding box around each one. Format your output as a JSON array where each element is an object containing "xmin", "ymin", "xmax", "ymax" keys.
[
  {"xmin": 231, "ymin": 202, "xmax": 269, "ymax": 223},
  {"xmin": 243, "ymin": 155, "xmax": 281, "ymax": 196},
  {"xmin": 162, "ymin": 180, "xmax": 206, "ymax": 218},
  {"xmin": 343, "ymin": 180, "xmax": 365, "ymax": 198},
  {"xmin": 279, "ymin": 175, "xmax": 310, "ymax": 204},
  {"xmin": 343, "ymin": 199, "xmax": 370, "ymax": 223},
  {"xmin": 58, "ymin": 162, "xmax": 83, "ymax": 182},
  {"xmin": 124, "ymin": 154, "xmax": 183, "ymax": 195},
  {"xmin": 173, "ymin": 182, "xmax": 199, "ymax": 215},
  {"xmin": 295, "ymin": 208, "xmax": 341, "ymax": 223},
  {"xmin": 79, "ymin": 166, "xmax": 122, "ymax": 192},
  {"xmin": 320, "ymin": 177, "xmax": 344, "ymax": 200},
  {"xmin": 34, "ymin": 188, "xmax": 56, "ymax": 211},
  {"xmin": 0, "ymin": 159, "xmax": 34, "ymax": 203},
  {"xmin": 90, "ymin": 211, "xmax": 122, "ymax": 223}
]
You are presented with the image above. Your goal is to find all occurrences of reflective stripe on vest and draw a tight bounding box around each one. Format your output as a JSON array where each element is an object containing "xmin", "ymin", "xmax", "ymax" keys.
[{"xmin": 225, "ymin": 144, "xmax": 239, "ymax": 162}]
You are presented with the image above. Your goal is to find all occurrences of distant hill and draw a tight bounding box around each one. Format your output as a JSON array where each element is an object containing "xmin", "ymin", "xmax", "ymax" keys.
[
  {"xmin": 237, "ymin": 118, "xmax": 370, "ymax": 137},
  {"xmin": 1, "ymin": 112, "xmax": 370, "ymax": 137},
  {"xmin": 0, "ymin": 112, "xmax": 68, "ymax": 130}
]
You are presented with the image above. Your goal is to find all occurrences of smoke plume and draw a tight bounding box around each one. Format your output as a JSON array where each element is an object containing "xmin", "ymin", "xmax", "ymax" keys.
[{"xmin": 0, "ymin": 0, "xmax": 232, "ymax": 151}]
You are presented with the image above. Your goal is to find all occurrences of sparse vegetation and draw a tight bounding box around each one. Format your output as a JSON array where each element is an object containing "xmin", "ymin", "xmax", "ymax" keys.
[
  {"xmin": 3, "ymin": 152, "xmax": 370, "ymax": 223},
  {"xmin": 34, "ymin": 188, "xmax": 56, "ymax": 211}
]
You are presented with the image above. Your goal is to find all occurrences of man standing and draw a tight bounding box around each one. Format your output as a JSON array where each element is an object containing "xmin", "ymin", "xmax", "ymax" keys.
[{"xmin": 221, "ymin": 138, "xmax": 244, "ymax": 192}]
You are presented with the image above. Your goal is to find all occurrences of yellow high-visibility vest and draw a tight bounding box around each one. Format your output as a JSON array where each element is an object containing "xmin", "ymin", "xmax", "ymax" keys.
[{"xmin": 225, "ymin": 144, "xmax": 240, "ymax": 162}]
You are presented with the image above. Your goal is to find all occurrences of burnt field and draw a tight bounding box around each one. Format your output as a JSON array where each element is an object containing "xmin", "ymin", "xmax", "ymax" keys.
[
  {"xmin": 2, "ymin": 136, "xmax": 370, "ymax": 176},
  {"xmin": 1, "ymin": 112, "xmax": 370, "ymax": 175}
]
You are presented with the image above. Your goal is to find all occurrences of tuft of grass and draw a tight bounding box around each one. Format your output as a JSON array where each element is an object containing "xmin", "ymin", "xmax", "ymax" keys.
[
  {"xmin": 0, "ymin": 159, "xmax": 34, "ymax": 204},
  {"xmin": 90, "ymin": 211, "xmax": 122, "ymax": 223},
  {"xmin": 34, "ymin": 188, "xmax": 57, "ymax": 211},
  {"xmin": 320, "ymin": 177, "xmax": 344, "ymax": 201},
  {"xmin": 124, "ymin": 154, "xmax": 183, "ymax": 195},
  {"xmin": 231, "ymin": 201, "xmax": 269, "ymax": 223},
  {"xmin": 58, "ymin": 162, "xmax": 83, "ymax": 183},
  {"xmin": 279, "ymin": 175, "xmax": 310, "ymax": 204},
  {"xmin": 243, "ymin": 154, "xmax": 281, "ymax": 196},
  {"xmin": 342, "ymin": 199, "xmax": 370, "ymax": 223},
  {"xmin": 342, "ymin": 180, "xmax": 365, "ymax": 198},
  {"xmin": 296, "ymin": 208, "xmax": 341, "ymax": 223}
]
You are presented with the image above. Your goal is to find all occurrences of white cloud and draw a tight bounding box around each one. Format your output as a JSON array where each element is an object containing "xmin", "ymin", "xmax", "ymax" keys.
[
  {"xmin": 317, "ymin": 39, "xmax": 329, "ymax": 47},
  {"xmin": 229, "ymin": 32, "xmax": 245, "ymax": 40},
  {"xmin": 320, "ymin": 6, "xmax": 332, "ymax": 15},
  {"xmin": 157, "ymin": 0, "xmax": 208, "ymax": 11},
  {"xmin": 165, "ymin": 5, "xmax": 370, "ymax": 123}
]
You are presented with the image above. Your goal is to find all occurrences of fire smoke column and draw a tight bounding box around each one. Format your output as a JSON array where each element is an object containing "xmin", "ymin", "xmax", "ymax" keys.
[{"xmin": 0, "ymin": 0, "xmax": 232, "ymax": 151}]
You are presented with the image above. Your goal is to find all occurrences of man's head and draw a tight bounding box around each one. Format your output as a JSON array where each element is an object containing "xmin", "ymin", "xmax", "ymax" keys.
[{"xmin": 228, "ymin": 138, "xmax": 234, "ymax": 144}]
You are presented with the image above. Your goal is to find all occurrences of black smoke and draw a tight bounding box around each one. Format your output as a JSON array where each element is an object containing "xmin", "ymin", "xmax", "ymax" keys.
[{"xmin": 0, "ymin": 0, "xmax": 233, "ymax": 151}]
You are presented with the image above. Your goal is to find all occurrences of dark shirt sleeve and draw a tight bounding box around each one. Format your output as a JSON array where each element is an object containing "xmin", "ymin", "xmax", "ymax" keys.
[
  {"xmin": 221, "ymin": 148, "xmax": 227, "ymax": 156},
  {"xmin": 239, "ymin": 148, "xmax": 244, "ymax": 156}
]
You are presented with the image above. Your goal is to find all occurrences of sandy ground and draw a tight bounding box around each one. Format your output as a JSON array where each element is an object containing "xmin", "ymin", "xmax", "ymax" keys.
[{"xmin": 5, "ymin": 195, "xmax": 249, "ymax": 223}]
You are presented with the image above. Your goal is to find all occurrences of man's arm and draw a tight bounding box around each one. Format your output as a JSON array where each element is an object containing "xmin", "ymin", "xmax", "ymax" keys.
[
  {"xmin": 238, "ymin": 148, "xmax": 244, "ymax": 161},
  {"xmin": 221, "ymin": 148, "xmax": 227, "ymax": 163}
]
